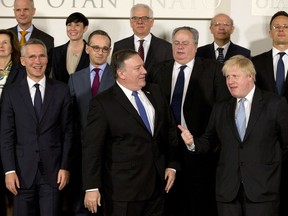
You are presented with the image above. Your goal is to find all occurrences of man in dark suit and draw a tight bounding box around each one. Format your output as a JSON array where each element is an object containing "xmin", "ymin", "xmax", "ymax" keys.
[
  {"xmin": 82, "ymin": 49, "xmax": 179, "ymax": 216},
  {"xmin": 179, "ymin": 55, "xmax": 288, "ymax": 216},
  {"xmin": 252, "ymin": 10, "xmax": 288, "ymax": 216},
  {"xmin": 52, "ymin": 12, "xmax": 90, "ymax": 83},
  {"xmin": 8, "ymin": 0, "xmax": 54, "ymax": 76},
  {"xmin": 112, "ymin": 3, "xmax": 173, "ymax": 73},
  {"xmin": 0, "ymin": 39, "xmax": 72, "ymax": 216},
  {"xmin": 147, "ymin": 26, "xmax": 230, "ymax": 216},
  {"xmin": 68, "ymin": 30, "xmax": 115, "ymax": 216},
  {"xmin": 196, "ymin": 13, "xmax": 251, "ymax": 62}
]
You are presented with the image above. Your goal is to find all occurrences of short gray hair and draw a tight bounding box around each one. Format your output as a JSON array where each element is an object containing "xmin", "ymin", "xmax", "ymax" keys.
[{"xmin": 172, "ymin": 26, "xmax": 199, "ymax": 44}]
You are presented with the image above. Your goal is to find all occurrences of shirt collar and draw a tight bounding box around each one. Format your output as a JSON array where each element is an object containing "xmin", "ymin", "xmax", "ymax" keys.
[
  {"xmin": 174, "ymin": 59, "xmax": 195, "ymax": 71},
  {"xmin": 272, "ymin": 47, "xmax": 288, "ymax": 58},
  {"xmin": 134, "ymin": 33, "xmax": 152, "ymax": 43},
  {"xmin": 214, "ymin": 41, "xmax": 231, "ymax": 52},
  {"xmin": 17, "ymin": 24, "xmax": 33, "ymax": 33},
  {"xmin": 89, "ymin": 63, "xmax": 107, "ymax": 74},
  {"xmin": 237, "ymin": 85, "xmax": 255, "ymax": 103},
  {"xmin": 27, "ymin": 75, "xmax": 46, "ymax": 89}
]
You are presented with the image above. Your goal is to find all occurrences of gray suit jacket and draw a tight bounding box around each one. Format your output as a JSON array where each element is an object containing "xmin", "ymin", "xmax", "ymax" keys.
[{"xmin": 68, "ymin": 64, "xmax": 115, "ymax": 131}]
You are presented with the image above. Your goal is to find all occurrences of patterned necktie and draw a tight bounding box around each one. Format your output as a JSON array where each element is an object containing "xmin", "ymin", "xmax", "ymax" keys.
[
  {"xmin": 217, "ymin": 47, "xmax": 224, "ymax": 63},
  {"xmin": 171, "ymin": 65, "xmax": 187, "ymax": 124},
  {"xmin": 20, "ymin": 31, "xmax": 28, "ymax": 46},
  {"xmin": 91, "ymin": 68, "xmax": 100, "ymax": 96},
  {"xmin": 276, "ymin": 52, "xmax": 286, "ymax": 95},
  {"xmin": 34, "ymin": 83, "xmax": 42, "ymax": 119},
  {"xmin": 132, "ymin": 91, "xmax": 152, "ymax": 134},
  {"xmin": 138, "ymin": 40, "xmax": 145, "ymax": 61},
  {"xmin": 235, "ymin": 98, "xmax": 246, "ymax": 141}
]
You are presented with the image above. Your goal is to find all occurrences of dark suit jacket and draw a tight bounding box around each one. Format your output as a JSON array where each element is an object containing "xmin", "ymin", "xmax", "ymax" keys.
[
  {"xmin": 82, "ymin": 83, "xmax": 179, "ymax": 201},
  {"xmin": 68, "ymin": 64, "xmax": 115, "ymax": 131},
  {"xmin": 196, "ymin": 42, "xmax": 251, "ymax": 61},
  {"xmin": 8, "ymin": 25, "xmax": 54, "ymax": 76},
  {"xmin": 252, "ymin": 50, "xmax": 288, "ymax": 99},
  {"xmin": 52, "ymin": 40, "xmax": 90, "ymax": 83},
  {"xmin": 195, "ymin": 88, "xmax": 288, "ymax": 202},
  {"xmin": 112, "ymin": 34, "xmax": 173, "ymax": 73},
  {"xmin": 5, "ymin": 63, "xmax": 26, "ymax": 86},
  {"xmin": 0, "ymin": 77, "xmax": 72, "ymax": 189}
]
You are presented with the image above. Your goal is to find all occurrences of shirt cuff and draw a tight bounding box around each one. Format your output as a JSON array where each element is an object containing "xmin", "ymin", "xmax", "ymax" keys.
[{"xmin": 186, "ymin": 143, "xmax": 196, "ymax": 152}]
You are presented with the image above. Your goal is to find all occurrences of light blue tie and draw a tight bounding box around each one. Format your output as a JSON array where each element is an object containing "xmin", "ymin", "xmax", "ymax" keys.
[
  {"xmin": 132, "ymin": 91, "xmax": 152, "ymax": 134},
  {"xmin": 235, "ymin": 98, "xmax": 246, "ymax": 141}
]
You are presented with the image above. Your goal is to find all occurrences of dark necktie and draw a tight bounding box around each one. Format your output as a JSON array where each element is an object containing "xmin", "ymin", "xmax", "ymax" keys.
[
  {"xmin": 138, "ymin": 40, "xmax": 145, "ymax": 61},
  {"xmin": 91, "ymin": 68, "xmax": 100, "ymax": 96},
  {"xmin": 34, "ymin": 83, "xmax": 42, "ymax": 119},
  {"xmin": 132, "ymin": 91, "xmax": 152, "ymax": 134},
  {"xmin": 235, "ymin": 98, "xmax": 246, "ymax": 141},
  {"xmin": 276, "ymin": 52, "xmax": 286, "ymax": 94},
  {"xmin": 217, "ymin": 47, "xmax": 224, "ymax": 63},
  {"xmin": 171, "ymin": 65, "xmax": 187, "ymax": 124}
]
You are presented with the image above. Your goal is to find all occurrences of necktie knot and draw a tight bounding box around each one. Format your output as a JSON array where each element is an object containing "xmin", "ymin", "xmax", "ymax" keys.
[
  {"xmin": 91, "ymin": 68, "xmax": 100, "ymax": 96},
  {"xmin": 279, "ymin": 52, "xmax": 286, "ymax": 58},
  {"xmin": 138, "ymin": 40, "xmax": 145, "ymax": 61},
  {"xmin": 132, "ymin": 91, "xmax": 152, "ymax": 134},
  {"xmin": 20, "ymin": 31, "xmax": 28, "ymax": 46},
  {"xmin": 217, "ymin": 47, "xmax": 224, "ymax": 63}
]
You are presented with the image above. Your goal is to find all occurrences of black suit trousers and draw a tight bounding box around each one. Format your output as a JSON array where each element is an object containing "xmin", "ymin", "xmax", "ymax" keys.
[{"xmin": 13, "ymin": 164, "xmax": 61, "ymax": 216}]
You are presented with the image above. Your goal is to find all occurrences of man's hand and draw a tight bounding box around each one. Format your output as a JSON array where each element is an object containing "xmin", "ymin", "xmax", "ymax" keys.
[
  {"xmin": 178, "ymin": 125, "xmax": 194, "ymax": 145},
  {"xmin": 84, "ymin": 191, "xmax": 101, "ymax": 214},
  {"xmin": 57, "ymin": 169, "xmax": 70, "ymax": 190},
  {"xmin": 5, "ymin": 172, "xmax": 20, "ymax": 195},
  {"xmin": 165, "ymin": 168, "xmax": 176, "ymax": 193}
]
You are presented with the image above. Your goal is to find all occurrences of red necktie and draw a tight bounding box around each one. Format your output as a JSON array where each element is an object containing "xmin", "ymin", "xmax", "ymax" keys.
[
  {"xmin": 138, "ymin": 40, "xmax": 145, "ymax": 61},
  {"xmin": 91, "ymin": 68, "xmax": 100, "ymax": 96}
]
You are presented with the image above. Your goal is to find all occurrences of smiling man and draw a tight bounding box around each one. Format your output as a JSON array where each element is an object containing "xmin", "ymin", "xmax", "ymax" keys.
[
  {"xmin": 8, "ymin": 0, "xmax": 54, "ymax": 75},
  {"xmin": 82, "ymin": 49, "xmax": 179, "ymax": 216},
  {"xmin": 0, "ymin": 38, "xmax": 72, "ymax": 216},
  {"xmin": 147, "ymin": 26, "xmax": 230, "ymax": 216},
  {"xmin": 196, "ymin": 13, "xmax": 251, "ymax": 63},
  {"xmin": 112, "ymin": 3, "xmax": 173, "ymax": 72}
]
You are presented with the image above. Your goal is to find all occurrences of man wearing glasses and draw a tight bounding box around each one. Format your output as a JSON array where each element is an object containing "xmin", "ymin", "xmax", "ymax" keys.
[
  {"xmin": 196, "ymin": 13, "xmax": 251, "ymax": 63},
  {"xmin": 252, "ymin": 11, "xmax": 288, "ymax": 216},
  {"xmin": 147, "ymin": 26, "xmax": 230, "ymax": 216},
  {"xmin": 68, "ymin": 30, "xmax": 115, "ymax": 216},
  {"xmin": 112, "ymin": 3, "xmax": 173, "ymax": 73}
]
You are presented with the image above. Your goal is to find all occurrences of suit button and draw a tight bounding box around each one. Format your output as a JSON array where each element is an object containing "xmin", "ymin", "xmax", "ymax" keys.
[
  {"xmin": 240, "ymin": 145, "xmax": 243, "ymax": 149},
  {"xmin": 35, "ymin": 150, "xmax": 39, "ymax": 153},
  {"xmin": 240, "ymin": 162, "xmax": 244, "ymax": 166}
]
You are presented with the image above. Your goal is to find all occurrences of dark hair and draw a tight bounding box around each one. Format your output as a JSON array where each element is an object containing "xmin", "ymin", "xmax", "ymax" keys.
[
  {"xmin": 66, "ymin": 12, "xmax": 89, "ymax": 27},
  {"xmin": 270, "ymin": 11, "xmax": 288, "ymax": 29},
  {"xmin": 0, "ymin": 29, "xmax": 21, "ymax": 63},
  {"xmin": 87, "ymin": 30, "xmax": 111, "ymax": 47},
  {"xmin": 111, "ymin": 49, "xmax": 138, "ymax": 78}
]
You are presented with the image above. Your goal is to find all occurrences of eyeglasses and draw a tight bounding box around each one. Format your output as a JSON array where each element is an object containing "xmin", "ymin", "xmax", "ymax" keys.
[
  {"xmin": 173, "ymin": 41, "xmax": 193, "ymax": 47},
  {"xmin": 271, "ymin": 24, "xmax": 288, "ymax": 31},
  {"xmin": 211, "ymin": 22, "xmax": 231, "ymax": 27},
  {"xmin": 24, "ymin": 54, "xmax": 47, "ymax": 61},
  {"xmin": 88, "ymin": 45, "xmax": 110, "ymax": 53},
  {"xmin": 130, "ymin": 16, "xmax": 152, "ymax": 22}
]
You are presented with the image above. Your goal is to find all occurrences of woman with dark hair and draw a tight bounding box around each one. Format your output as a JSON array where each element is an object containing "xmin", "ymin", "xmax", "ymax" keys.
[
  {"xmin": 51, "ymin": 12, "xmax": 90, "ymax": 83},
  {"xmin": 0, "ymin": 29, "xmax": 26, "ymax": 95},
  {"xmin": 0, "ymin": 29, "xmax": 26, "ymax": 216}
]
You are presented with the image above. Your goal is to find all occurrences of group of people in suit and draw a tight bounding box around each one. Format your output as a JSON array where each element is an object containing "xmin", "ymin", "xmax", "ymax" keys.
[{"xmin": 1, "ymin": 0, "xmax": 288, "ymax": 216}]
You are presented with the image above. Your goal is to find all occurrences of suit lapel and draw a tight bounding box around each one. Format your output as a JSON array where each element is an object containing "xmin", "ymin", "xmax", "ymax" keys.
[
  {"xmin": 243, "ymin": 88, "xmax": 264, "ymax": 141},
  {"xmin": 113, "ymin": 84, "xmax": 152, "ymax": 135},
  {"xmin": 19, "ymin": 79, "xmax": 38, "ymax": 123},
  {"xmin": 38, "ymin": 78, "xmax": 54, "ymax": 123},
  {"xmin": 99, "ymin": 64, "xmax": 115, "ymax": 93},
  {"xmin": 227, "ymin": 98, "xmax": 242, "ymax": 142},
  {"xmin": 209, "ymin": 43, "xmax": 216, "ymax": 59}
]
